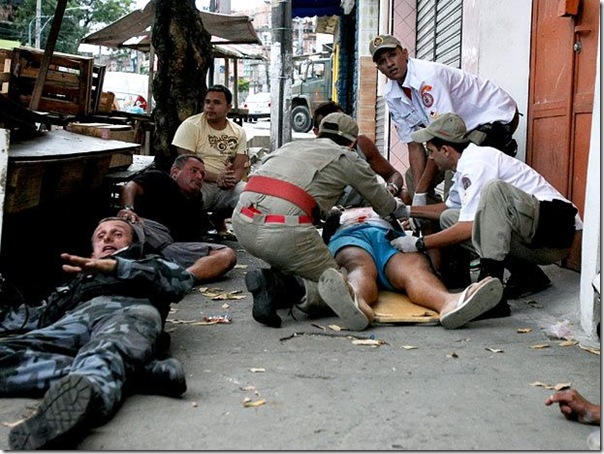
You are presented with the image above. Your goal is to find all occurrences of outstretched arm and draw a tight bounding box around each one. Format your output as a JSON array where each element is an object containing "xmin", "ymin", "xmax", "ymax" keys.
[
  {"xmin": 357, "ymin": 135, "xmax": 404, "ymax": 196},
  {"xmin": 545, "ymin": 389, "xmax": 601, "ymax": 425}
]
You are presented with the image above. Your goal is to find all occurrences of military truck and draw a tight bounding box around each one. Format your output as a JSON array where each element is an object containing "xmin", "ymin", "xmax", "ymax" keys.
[{"xmin": 291, "ymin": 57, "xmax": 333, "ymax": 132}]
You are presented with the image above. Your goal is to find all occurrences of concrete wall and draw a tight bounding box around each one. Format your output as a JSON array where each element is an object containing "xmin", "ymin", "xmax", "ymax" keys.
[{"xmin": 461, "ymin": 0, "xmax": 532, "ymax": 162}]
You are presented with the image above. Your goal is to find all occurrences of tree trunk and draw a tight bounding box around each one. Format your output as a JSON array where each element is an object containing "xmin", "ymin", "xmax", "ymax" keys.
[{"xmin": 151, "ymin": 0, "xmax": 212, "ymax": 171}]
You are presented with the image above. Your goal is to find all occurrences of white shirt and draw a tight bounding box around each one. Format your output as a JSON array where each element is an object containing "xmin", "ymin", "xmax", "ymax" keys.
[
  {"xmin": 446, "ymin": 144, "xmax": 582, "ymax": 228},
  {"xmin": 384, "ymin": 58, "xmax": 518, "ymax": 143}
]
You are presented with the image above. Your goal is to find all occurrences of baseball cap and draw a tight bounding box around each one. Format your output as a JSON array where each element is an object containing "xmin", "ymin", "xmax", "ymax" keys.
[
  {"xmin": 370, "ymin": 35, "xmax": 402, "ymax": 62},
  {"xmin": 410, "ymin": 113, "xmax": 470, "ymax": 144},
  {"xmin": 318, "ymin": 112, "xmax": 359, "ymax": 142}
]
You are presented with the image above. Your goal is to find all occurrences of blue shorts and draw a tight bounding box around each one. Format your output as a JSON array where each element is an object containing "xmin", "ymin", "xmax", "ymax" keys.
[{"xmin": 328, "ymin": 224, "xmax": 406, "ymax": 291}]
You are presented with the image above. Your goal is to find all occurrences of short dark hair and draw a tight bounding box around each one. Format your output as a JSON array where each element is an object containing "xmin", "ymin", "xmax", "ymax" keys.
[
  {"xmin": 429, "ymin": 137, "xmax": 470, "ymax": 153},
  {"xmin": 313, "ymin": 101, "xmax": 343, "ymax": 128},
  {"xmin": 172, "ymin": 154, "xmax": 204, "ymax": 170},
  {"xmin": 206, "ymin": 84, "xmax": 232, "ymax": 105}
]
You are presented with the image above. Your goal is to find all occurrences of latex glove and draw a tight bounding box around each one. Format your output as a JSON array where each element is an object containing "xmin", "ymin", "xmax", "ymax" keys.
[
  {"xmin": 393, "ymin": 198, "xmax": 410, "ymax": 219},
  {"xmin": 412, "ymin": 192, "xmax": 428, "ymax": 206},
  {"xmin": 390, "ymin": 235, "xmax": 418, "ymax": 253}
]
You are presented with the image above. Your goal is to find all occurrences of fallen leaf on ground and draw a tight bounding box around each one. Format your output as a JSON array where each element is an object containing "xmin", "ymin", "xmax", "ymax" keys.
[
  {"xmin": 328, "ymin": 325, "xmax": 342, "ymax": 332},
  {"xmin": 2, "ymin": 418, "xmax": 26, "ymax": 428},
  {"xmin": 530, "ymin": 381, "xmax": 572, "ymax": 390},
  {"xmin": 234, "ymin": 264, "xmax": 248, "ymax": 269},
  {"xmin": 352, "ymin": 339, "xmax": 384, "ymax": 347},
  {"xmin": 208, "ymin": 291, "xmax": 246, "ymax": 301},
  {"xmin": 311, "ymin": 323, "xmax": 326, "ymax": 331},
  {"xmin": 486, "ymin": 347, "xmax": 504, "ymax": 353},
  {"xmin": 191, "ymin": 401, "xmax": 198, "ymax": 408},
  {"xmin": 243, "ymin": 398, "xmax": 266, "ymax": 408},
  {"xmin": 517, "ymin": 328, "xmax": 532, "ymax": 333},
  {"xmin": 530, "ymin": 344, "xmax": 550, "ymax": 349},
  {"xmin": 526, "ymin": 301, "xmax": 543, "ymax": 308},
  {"xmin": 249, "ymin": 368, "xmax": 266, "ymax": 373},
  {"xmin": 579, "ymin": 345, "xmax": 600, "ymax": 355},
  {"xmin": 446, "ymin": 352, "xmax": 459, "ymax": 358},
  {"xmin": 221, "ymin": 303, "xmax": 230, "ymax": 309},
  {"xmin": 400, "ymin": 345, "xmax": 418, "ymax": 350},
  {"xmin": 198, "ymin": 287, "xmax": 209, "ymax": 293},
  {"xmin": 559, "ymin": 340, "xmax": 579, "ymax": 347}
]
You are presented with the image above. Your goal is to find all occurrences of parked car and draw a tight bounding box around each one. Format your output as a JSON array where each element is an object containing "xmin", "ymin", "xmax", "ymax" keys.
[{"xmin": 242, "ymin": 92, "xmax": 271, "ymax": 121}]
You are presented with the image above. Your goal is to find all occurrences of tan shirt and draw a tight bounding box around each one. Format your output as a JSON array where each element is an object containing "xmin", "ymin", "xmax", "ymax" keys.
[{"xmin": 172, "ymin": 112, "xmax": 248, "ymax": 175}]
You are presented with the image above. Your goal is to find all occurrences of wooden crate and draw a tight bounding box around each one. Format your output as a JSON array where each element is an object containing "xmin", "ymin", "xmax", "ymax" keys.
[
  {"xmin": 8, "ymin": 47, "xmax": 94, "ymax": 115},
  {"xmin": 0, "ymin": 48, "xmax": 11, "ymax": 94}
]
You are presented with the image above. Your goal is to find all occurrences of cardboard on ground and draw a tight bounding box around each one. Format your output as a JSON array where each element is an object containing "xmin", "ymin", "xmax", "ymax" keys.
[{"xmin": 373, "ymin": 291, "xmax": 440, "ymax": 324}]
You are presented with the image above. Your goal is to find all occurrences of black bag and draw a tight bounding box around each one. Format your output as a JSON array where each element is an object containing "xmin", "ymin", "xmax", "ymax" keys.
[{"xmin": 531, "ymin": 199, "xmax": 577, "ymax": 249}]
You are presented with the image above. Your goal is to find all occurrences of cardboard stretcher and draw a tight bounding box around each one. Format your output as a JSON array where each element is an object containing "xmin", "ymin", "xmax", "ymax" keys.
[{"xmin": 373, "ymin": 290, "xmax": 440, "ymax": 324}]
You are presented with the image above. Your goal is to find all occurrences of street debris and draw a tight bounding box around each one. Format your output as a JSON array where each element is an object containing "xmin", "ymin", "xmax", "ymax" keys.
[
  {"xmin": 195, "ymin": 315, "xmax": 232, "ymax": 325},
  {"xmin": 526, "ymin": 300, "xmax": 543, "ymax": 308},
  {"xmin": 234, "ymin": 264, "xmax": 248, "ymax": 269},
  {"xmin": 559, "ymin": 340, "xmax": 579, "ymax": 347},
  {"xmin": 579, "ymin": 345, "xmax": 601, "ymax": 355},
  {"xmin": 249, "ymin": 368, "xmax": 266, "ymax": 373},
  {"xmin": 328, "ymin": 325, "xmax": 342, "ymax": 331},
  {"xmin": 352, "ymin": 339, "xmax": 385, "ymax": 347},
  {"xmin": 517, "ymin": 328, "xmax": 532, "ymax": 333},
  {"xmin": 191, "ymin": 401, "xmax": 198, "ymax": 408},
  {"xmin": 547, "ymin": 320, "xmax": 573, "ymax": 340},
  {"xmin": 530, "ymin": 381, "xmax": 572, "ymax": 391},
  {"xmin": 199, "ymin": 288, "xmax": 246, "ymax": 300},
  {"xmin": 400, "ymin": 345, "xmax": 418, "ymax": 350},
  {"xmin": 243, "ymin": 397, "xmax": 266, "ymax": 408},
  {"xmin": 446, "ymin": 352, "xmax": 459, "ymax": 358},
  {"xmin": 485, "ymin": 347, "xmax": 504, "ymax": 353},
  {"xmin": 530, "ymin": 344, "xmax": 550, "ymax": 349}
]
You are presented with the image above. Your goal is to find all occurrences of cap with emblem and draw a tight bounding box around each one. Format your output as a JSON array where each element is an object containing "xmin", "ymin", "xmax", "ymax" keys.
[
  {"xmin": 370, "ymin": 35, "xmax": 402, "ymax": 62},
  {"xmin": 318, "ymin": 112, "xmax": 359, "ymax": 142},
  {"xmin": 410, "ymin": 113, "xmax": 470, "ymax": 144}
]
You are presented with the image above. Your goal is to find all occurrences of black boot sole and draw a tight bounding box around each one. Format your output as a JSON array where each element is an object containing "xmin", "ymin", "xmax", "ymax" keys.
[
  {"xmin": 245, "ymin": 269, "xmax": 282, "ymax": 328},
  {"xmin": 9, "ymin": 375, "xmax": 97, "ymax": 450}
]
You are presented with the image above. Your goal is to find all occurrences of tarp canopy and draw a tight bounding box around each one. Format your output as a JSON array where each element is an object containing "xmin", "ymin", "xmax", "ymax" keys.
[{"xmin": 81, "ymin": 0, "xmax": 262, "ymax": 52}]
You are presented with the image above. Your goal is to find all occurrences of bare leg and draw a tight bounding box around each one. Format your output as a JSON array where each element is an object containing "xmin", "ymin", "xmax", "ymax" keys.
[
  {"xmin": 187, "ymin": 248, "xmax": 237, "ymax": 282},
  {"xmin": 333, "ymin": 246, "xmax": 380, "ymax": 323}
]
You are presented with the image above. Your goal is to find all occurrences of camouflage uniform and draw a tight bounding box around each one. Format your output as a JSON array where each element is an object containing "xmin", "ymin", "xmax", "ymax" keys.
[{"xmin": 0, "ymin": 248, "xmax": 194, "ymax": 418}]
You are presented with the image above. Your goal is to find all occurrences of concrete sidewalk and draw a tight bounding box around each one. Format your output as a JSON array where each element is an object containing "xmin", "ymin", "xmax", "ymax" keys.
[{"xmin": 0, "ymin": 241, "xmax": 599, "ymax": 450}]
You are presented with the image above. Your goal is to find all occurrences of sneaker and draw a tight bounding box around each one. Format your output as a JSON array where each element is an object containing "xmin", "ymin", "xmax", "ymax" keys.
[
  {"xmin": 138, "ymin": 358, "xmax": 187, "ymax": 397},
  {"xmin": 318, "ymin": 268, "xmax": 369, "ymax": 331},
  {"xmin": 504, "ymin": 266, "xmax": 551, "ymax": 299},
  {"xmin": 9, "ymin": 375, "xmax": 101, "ymax": 450},
  {"xmin": 245, "ymin": 268, "xmax": 282, "ymax": 328}
]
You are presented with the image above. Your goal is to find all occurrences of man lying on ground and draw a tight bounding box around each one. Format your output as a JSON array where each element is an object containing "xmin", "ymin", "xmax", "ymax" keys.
[
  {"xmin": 321, "ymin": 207, "xmax": 502, "ymax": 329},
  {"xmin": 1, "ymin": 217, "xmax": 195, "ymax": 450}
]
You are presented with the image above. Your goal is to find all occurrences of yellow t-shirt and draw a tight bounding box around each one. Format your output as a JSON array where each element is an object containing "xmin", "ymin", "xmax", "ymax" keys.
[{"xmin": 172, "ymin": 113, "xmax": 248, "ymax": 175}]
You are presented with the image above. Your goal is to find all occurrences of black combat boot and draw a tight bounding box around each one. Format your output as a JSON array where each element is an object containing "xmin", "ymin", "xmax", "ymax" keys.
[
  {"xmin": 245, "ymin": 268, "xmax": 305, "ymax": 328},
  {"xmin": 9, "ymin": 375, "xmax": 103, "ymax": 450},
  {"xmin": 138, "ymin": 357, "xmax": 187, "ymax": 397},
  {"xmin": 472, "ymin": 258, "xmax": 511, "ymax": 320},
  {"xmin": 503, "ymin": 257, "xmax": 551, "ymax": 299}
]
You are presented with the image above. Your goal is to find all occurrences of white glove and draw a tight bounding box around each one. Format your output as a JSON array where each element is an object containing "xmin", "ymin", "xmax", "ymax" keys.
[
  {"xmin": 390, "ymin": 235, "xmax": 419, "ymax": 253},
  {"xmin": 412, "ymin": 192, "xmax": 428, "ymax": 206},
  {"xmin": 393, "ymin": 198, "xmax": 410, "ymax": 219}
]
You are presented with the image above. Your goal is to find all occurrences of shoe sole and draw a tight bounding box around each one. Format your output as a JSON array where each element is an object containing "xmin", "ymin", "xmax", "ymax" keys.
[
  {"xmin": 245, "ymin": 269, "xmax": 281, "ymax": 328},
  {"xmin": 9, "ymin": 375, "xmax": 96, "ymax": 450},
  {"xmin": 318, "ymin": 268, "xmax": 369, "ymax": 331},
  {"xmin": 504, "ymin": 281, "xmax": 552, "ymax": 300},
  {"xmin": 440, "ymin": 277, "xmax": 503, "ymax": 329}
]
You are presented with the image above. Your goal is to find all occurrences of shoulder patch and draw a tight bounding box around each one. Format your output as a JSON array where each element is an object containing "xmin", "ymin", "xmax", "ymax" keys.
[{"xmin": 462, "ymin": 176, "xmax": 472, "ymax": 190}]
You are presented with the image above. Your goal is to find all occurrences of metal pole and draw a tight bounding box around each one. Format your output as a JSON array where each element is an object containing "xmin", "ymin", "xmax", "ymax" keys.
[
  {"xmin": 34, "ymin": 0, "xmax": 42, "ymax": 48},
  {"xmin": 269, "ymin": 0, "xmax": 292, "ymax": 151}
]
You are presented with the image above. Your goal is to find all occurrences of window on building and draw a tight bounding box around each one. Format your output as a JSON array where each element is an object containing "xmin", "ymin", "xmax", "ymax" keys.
[{"xmin": 415, "ymin": 0, "xmax": 463, "ymax": 68}]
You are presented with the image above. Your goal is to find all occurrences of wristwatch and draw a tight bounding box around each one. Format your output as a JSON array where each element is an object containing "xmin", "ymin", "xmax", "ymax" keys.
[
  {"xmin": 415, "ymin": 237, "xmax": 427, "ymax": 253},
  {"xmin": 122, "ymin": 205, "xmax": 135, "ymax": 211},
  {"xmin": 387, "ymin": 182, "xmax": 400, "ymax": 193}
]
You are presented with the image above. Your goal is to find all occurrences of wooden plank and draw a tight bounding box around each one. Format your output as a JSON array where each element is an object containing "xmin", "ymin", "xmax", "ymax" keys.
[
  {"xmin": 9, "ymin": 129, "xmax": 139, "ymax": 161},
  {"xmin": 373, "ymin": 290, "xmax": 440, "ymax": 324}
]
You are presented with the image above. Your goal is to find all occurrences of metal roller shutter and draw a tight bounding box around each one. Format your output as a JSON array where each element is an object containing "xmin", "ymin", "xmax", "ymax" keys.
[{"xmin": 415, "ymin": 0, "xmax": 463, "ymax": 68}]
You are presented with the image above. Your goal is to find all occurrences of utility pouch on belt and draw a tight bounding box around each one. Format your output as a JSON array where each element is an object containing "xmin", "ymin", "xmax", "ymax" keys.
[{"xmin": 531, "ymin": 199, "xmax": 577, "ymax": 249}]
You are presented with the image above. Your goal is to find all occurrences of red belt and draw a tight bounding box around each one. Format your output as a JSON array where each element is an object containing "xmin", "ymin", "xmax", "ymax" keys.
[
  {"xmin": 243, "ymin": 175, "xmax": 318, "ymax": 219},
  {"xmin": 240, "ymin": 206, "xmax": 313, "ymax": 224}
]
